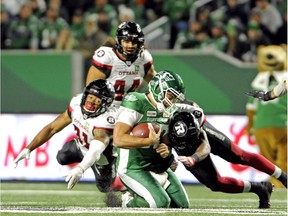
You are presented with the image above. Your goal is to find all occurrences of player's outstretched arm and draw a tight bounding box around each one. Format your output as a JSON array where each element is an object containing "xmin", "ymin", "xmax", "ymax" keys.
[
  {"xmin": 177, "ymin": 129, "xmax": 211, "ymax": 167},
  {"xmin": 14, "ymin": 110, "xmax": 71, "ymax": 168}
]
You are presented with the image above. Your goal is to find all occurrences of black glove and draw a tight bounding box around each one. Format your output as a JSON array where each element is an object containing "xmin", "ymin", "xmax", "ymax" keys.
[{"xmin": 245, "ymin": 90, "xmax": 271, "ymax": 101}]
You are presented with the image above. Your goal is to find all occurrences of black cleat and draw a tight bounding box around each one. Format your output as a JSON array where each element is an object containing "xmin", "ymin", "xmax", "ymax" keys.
[
  {"xmin": 278, "ymin": 172, "xmax": 287, "ymax": 188},
  {"xmin": 256, "ymin": 182, "xmax": 274, "ymax": 209}
]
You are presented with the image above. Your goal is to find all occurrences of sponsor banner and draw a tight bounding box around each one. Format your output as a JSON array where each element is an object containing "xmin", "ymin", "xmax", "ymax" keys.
[{"xmin": 0, "ymin": 114, "xmax": 269, "ymax": 183}]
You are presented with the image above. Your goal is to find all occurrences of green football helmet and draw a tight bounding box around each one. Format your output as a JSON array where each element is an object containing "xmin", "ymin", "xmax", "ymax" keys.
[{"xmin": 148, "ymin": 70, "xmax": 185, "ymax": 115}]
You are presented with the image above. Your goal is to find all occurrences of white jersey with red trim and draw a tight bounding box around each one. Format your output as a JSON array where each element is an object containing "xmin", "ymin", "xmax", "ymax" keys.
[
  {"xmin": 91, "ymin": 46, "xmax": 153, "ymax": 107},
  {"xmin": 68, "ymin": 94, "xmax": 117, "ymax": 152},
  {"xmin": 175, "ymin": 103, "xmax": 206, "ymax": 127}
]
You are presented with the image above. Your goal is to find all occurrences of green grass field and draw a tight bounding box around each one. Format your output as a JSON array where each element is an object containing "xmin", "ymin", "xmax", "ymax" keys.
[{"xmin": 1, "ymin": 181, "xmax": 287, "ymax": 216}]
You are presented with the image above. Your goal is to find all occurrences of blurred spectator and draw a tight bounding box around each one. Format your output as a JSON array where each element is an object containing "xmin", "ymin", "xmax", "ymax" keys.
[
  {"xmin": 5, "ymin": 2, "xmax": 39, "ymax": 49},
  {"xmin": 221, "ymin": 0, "xmax": 249, "ymax": 33},
  {"xmin": 276, "ymin": 11, "xmax": 287, "ymax": 45},
  {"xmin": 29, "ymin": 0, "xmax": 46, "ymax": 18},
  {"xmin": 248, "ymin": 9, "xmax": 271, "ymax": 40},
  {"xmin": 85, "ymin": 0, "xmax": 117, "ymax": 34},
  {"xmin": 2, "ymin": 0, "xmax": 27, "ymax": 17},
  {"xmin": 205, "ymin": 22, "xmax": 228, "ymax": 52},
  {"xmin": 74, "ymin": 14, "xmax": 107, "ymax": 83},
  {"xmin": 109, "ymin": 5, "xmax": 135, "ymax": 36},
  {"xmin": 48, "ymin": 0, "xmax": 70, "ymax": 23},
  {"xmin": 0, "ymin": 5, "xmax": 11, "ymax": 49},
  {"xmin": 234, "ymin": 22, "xmax": 271, "ymax": 62},
  {"xmin": 163, "ymin": 0, "xmax": 192, "ymax": 49},
  {"xmin": 70, "ymin": 9, "xmax": 85, "ymax": 45},
  {"xmin": 61, "ymin": 0, "xmax": 93, "ymax": 24},
  {"xmin": 174, "ymin": 21, "xmax": 210, "ymax": 49},
  {"xmin": 252, "ymin": 0, "xmax": 283, "ymax": 44},
  {"xmin": 56, "ymin": 28, "xmax": 75, "ymax": 50},
  {"xmin": 120, "ymin": 1, "xmax": 145, "ymax": 27},
  {"xmin": 38, "ymin": 4, "xmax": 69, "ymax": 49},
  {"xmin": 196, "ymin": 6, "xmax": 214, "ymax": 35},
  {"xmin": 96, "ymin": 9, "xmax": 113, "ymax": 34},
  {"xmin": 144, "ymin": 0, "xmax": 164, "ymax": 24}
]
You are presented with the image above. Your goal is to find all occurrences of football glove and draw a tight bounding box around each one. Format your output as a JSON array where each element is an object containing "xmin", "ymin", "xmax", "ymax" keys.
[
  {"xmin": 177, "ymin": 156, "xmax": 196, "ymax": 167},
  {"xmin": 245, "ymin": 90, "xmax": 271, "ymax": 101},
  {"xmin": 14, "ymin": 148, "xmax": 31, "ymax": 168},
  {"xmin": 65, "ymin": 166, "xmax": 84, "ymax": 189}
]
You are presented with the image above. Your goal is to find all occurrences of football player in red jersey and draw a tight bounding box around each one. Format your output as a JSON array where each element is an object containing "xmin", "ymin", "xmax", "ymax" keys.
[{"xmin": 14, "ymin": 79, "xmax": 117, "ymax": 192}]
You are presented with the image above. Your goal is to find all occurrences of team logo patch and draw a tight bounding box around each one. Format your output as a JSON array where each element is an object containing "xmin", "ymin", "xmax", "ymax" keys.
[
  {"xmin": 135, "ymin": 65, "xmax": 139, "ymax": 72},
  {"xmin": 193, "ymin": 110, "xmax": 202, "ymax": 118},
  {"xmin": 147, "ymin": 111, "xmax": 157, "ymax": 117},
  {"xmin": 97, "ymin": 50, "xmax": 105, "ymax": 57},
  {"xmin": 124, "ymin": 94, "xmax": 138, "ymax": 102},
  {"xmin": 107, "ymin": 116, "xmax": 116, "ymax": 124},
  {"xmin": 173, "ymin": 121, "xmax": 187, "ymax": 137}
]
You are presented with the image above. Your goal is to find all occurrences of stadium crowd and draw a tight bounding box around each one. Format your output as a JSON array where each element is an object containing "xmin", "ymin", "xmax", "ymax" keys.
[{"xmin": 1, "ymin": 0, "xmax": 287, "ymax": 63}]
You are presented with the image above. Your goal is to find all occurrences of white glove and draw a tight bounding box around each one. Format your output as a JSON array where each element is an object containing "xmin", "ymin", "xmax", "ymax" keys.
[
  {"xmin": 14, "ymin": 148, "xmax": 31, "ymax": 168},
  {"xmin": 177, "ymin": 156, "xmax": 196, "ymax": 167},
  {"xmin": 65, "ymin": 166, "xmax": 84, "ymax": 189}
]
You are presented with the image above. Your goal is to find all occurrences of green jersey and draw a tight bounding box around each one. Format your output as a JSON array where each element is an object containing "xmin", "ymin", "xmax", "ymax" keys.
[{"xmin": 116, "ymin": 92, "xmax": 170, "ymax": 172}]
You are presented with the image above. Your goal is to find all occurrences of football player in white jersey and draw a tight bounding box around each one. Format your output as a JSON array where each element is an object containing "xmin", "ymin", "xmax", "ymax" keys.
[
  {"xmin": 86, "ymin": 21, "xmax": 157, "ymax": 107},
  {"xmin": 85, "ymin": 21, "xmax": 157, "ymax": 193},
  {"xmin": 14, "ymin": 79, "xmax": 117, "ymax": 191}
]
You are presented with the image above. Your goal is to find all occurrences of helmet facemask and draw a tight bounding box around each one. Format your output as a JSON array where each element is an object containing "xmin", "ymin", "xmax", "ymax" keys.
[
  {"xmin": 81, "ymin": 79, "xmax": 115, "ymax": 119},
  {"xmin": 149, "ymin": 71, "xmax": 185, "ymax": 116},
  {"xmin": 115, "ymin": 22, "xmax": 144, "ymax": 61}
]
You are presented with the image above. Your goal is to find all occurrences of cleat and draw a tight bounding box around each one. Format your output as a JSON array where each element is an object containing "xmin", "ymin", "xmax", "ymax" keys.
[
  {"xmin": 278, "ymin": 172, "xmax": 287, "ymax": 188},
  {"xmin": 257, "ymin": 182, "xmax": 274, "ymax": 209},
  {"xmin": 121, "ymin": 191, "xmax": 134, "ymax": 208}
]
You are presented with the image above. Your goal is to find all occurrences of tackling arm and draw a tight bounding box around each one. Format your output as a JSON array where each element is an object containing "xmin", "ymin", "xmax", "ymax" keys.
[
  {"xmin": 14, "ymin": 110, "xmax": 72, "ymax": 167},
  {"xmin": 177, "ymin": 129, "xmax": 211, "ymax": 167}
]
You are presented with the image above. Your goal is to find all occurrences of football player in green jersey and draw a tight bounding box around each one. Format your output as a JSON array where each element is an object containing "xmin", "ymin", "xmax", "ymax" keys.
[{"xmin": 113, "ymin": 70, "xmax": 189, "ymax": 208}]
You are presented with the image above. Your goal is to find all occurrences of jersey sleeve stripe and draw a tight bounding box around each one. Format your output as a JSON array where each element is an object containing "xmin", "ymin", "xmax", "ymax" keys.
[
  {"xmin": 92, "ymin": 59, "xmax": 112, "ymax": 77},
  {"xmin": 93, "ymin": 126, "xmax": 114, "ymax": 131},
  {"xmin": 144, "ymin": 60, "xmax": 152, "ymax": 74}
]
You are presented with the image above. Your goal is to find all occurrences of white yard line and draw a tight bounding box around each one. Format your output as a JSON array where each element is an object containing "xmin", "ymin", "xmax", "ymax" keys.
[{"xmin": 0, "ymin": 207, "xmax": 287, "ymax": 215}]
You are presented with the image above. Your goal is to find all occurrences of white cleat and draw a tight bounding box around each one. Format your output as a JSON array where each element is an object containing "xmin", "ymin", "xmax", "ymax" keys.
[{"xmin": 121, "ymin": 191, "xmax": 134, "ymax": 208}]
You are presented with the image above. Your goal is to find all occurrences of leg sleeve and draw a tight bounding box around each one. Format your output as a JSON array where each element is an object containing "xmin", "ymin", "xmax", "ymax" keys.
[
  {"xmin": 188, "ymin": 156, "xmax": 245, "ymax": 193},
  {"xmin": 203, "ymin": 121, "xmax": 276, "ymax": 175}
]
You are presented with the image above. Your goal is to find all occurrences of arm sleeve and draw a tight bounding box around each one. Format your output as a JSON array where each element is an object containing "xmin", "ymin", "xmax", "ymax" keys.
[
  {"xmin": 191, "ymin": 129, "xmax": 211, "ymax": 162},
  {"xmin": 78, "ymin": 140, "xmax": 106, "ymax": 171},
  {"xmin": 273, "ymin": 78, "xmax": 287, "ymax": 97},
  {"xmin": 117, "ymin": 107, "xmax": 142, "ymax": 127}
]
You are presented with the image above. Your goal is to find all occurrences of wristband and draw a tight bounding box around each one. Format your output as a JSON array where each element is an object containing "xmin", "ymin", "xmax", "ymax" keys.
[
  {"xmin": 263, "ymin": 91, "xmax": 272, "ymax": 101},
  {"xmin": 76, "ymin": 166, "xmax": 85, "ymax": 174},
  {"xmin": 191, "ymin": 154, "xmax": 200, "ymax": 163}
]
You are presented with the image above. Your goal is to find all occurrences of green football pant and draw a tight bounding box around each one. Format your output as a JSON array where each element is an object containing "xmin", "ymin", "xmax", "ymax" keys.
[{"xmin": 120, "ymin": 168, "xmax": 189, "ymax": 208}]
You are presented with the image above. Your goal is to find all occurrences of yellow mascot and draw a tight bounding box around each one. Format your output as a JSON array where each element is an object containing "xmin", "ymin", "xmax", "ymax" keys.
[{"xmin": 246, "ymin": 44, "xmax": 287, "ymax": 188}]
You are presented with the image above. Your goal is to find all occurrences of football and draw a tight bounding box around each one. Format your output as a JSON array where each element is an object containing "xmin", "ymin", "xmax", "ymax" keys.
[{"xmin": 132, "ymin": 123, "xmax": 160, "ymax": 138}]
